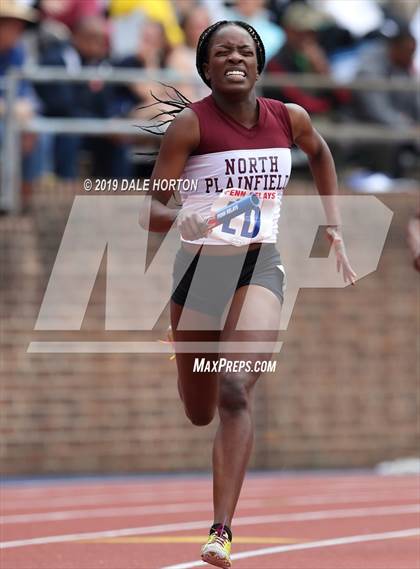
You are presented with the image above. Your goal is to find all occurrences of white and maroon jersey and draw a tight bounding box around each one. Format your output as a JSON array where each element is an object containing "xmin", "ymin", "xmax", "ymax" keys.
[{"xmin": 179, "ymin": 95, "xmax": 293, "ymax": 246}]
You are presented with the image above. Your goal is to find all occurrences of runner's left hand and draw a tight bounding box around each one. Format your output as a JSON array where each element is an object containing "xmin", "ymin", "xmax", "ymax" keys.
[{"xmin": 326, "ymin": 227, "xmax": 357, "ymax": 285}]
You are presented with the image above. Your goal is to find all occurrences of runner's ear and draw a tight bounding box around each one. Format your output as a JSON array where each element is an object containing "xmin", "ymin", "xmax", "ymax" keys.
[{"xmin": 202, "ymin": 62, "xmax": 210, "ymax": 83}]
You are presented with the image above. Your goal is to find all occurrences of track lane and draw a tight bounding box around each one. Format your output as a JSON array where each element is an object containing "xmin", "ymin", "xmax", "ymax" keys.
[{"xmin": 1, "ymin": 474, "xmax": 419, "ymax": 569}]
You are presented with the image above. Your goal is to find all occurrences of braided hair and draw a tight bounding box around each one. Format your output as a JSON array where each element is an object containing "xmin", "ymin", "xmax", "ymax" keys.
[
  {"xmin": 195, "ymin": 20, "xmax": 265, "ymax": 87},
  {"xmin": 137, "ymin": 21, "xmax": 265, "ymax": 146}
]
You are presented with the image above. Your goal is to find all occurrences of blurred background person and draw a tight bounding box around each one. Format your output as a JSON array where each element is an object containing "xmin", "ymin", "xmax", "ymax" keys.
[
  {"xmin": 407, "ymin": 211, "xmax": 420, "ymax": 272},
  {"xmin": 264, "ymin": 1, "xmax": 349, "ymax": 116},
  {"xmin": 352, "ymin": 25, "xmax": 419, "ymax": 178},
  {"xmin": 35, "ymin": 15, "xmax": 131, "ymax": 179},
  {"xmin": 37, "ymin": 0, "xmax": 104, "ymax": 30},
  {"xmin": 113, "ymin": 18, "xmax": 171, "ymax": 119},
  {"xmin": 354, "ymin": 26, "xmax": 419, "ymax": 127},
  {"xmin": 112, "ymin": 18, "xmax": 173, "ymax": 178},
  {"xmin": 34, "ymin": 0, "xmax": 106, "ymax": 62},
  {"xmin": 0, "ymin": 0, "xmax": 42, "ymax": 212},
  {"xmin": 109, "ymin": 0, "xmax": 183, "ymax": 58},
  {"xmin": 310, "ymin": 0, "xmax": 384, "ymax": 40},
  {"xmin": 409, "ymin": 4, "xmax": 420, "ymax": 75},
  {"xmin": 166, "ymin": 5, "xmax": 211, "ymax": 102},
  {"xmin": 222, "ymin": 0, "xmax": 284, "ymax": 61}
]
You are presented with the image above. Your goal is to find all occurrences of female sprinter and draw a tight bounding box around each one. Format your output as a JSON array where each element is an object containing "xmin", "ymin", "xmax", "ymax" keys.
[{"xmin": 140, "ymin": 21, "xmax": 356, "ymax": 568}]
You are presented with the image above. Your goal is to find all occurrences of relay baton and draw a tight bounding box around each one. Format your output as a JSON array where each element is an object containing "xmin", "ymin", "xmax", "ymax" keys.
[{"xmin": 206, "ymin": 194, "xmax": 260, "ymax": 230}]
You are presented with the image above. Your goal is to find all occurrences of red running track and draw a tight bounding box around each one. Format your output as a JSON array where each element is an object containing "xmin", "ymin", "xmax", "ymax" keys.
[{"xmin": 1, "ymin": 473, "xmax": 419, "ymax": 569}]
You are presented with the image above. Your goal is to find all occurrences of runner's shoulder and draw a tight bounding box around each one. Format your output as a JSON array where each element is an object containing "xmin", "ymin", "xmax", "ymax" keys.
[
  {"xmin": 285, "ymin": 104, "xmax": 313, "ymax": 140},
  {"xmin": 164, "ymin": 108, "xmax": 200, "ymax": 151},
  {"xmin": 167, "ymin": 107, "xmax": 199, "ymax": 134}
]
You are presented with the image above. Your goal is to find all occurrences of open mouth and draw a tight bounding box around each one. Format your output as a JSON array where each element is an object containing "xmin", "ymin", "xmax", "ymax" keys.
[{"xmin": 224, "ymin": 69, "xmax": 246, "ymax": 78}]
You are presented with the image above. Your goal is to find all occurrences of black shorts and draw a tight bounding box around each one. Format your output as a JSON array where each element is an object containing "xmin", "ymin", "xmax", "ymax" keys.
[{"xmin": 171, "ymin": 243, "xmax": 285, "ymax": 317}]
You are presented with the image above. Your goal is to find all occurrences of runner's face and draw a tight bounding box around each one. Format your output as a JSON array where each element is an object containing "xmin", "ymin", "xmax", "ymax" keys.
[{"xmin": 203, "ymin": 25, "xmax": 258, "ymax": 94}]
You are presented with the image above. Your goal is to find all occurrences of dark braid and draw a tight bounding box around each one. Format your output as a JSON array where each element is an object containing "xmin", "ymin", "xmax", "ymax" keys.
[
  {"xmin": 135, "ymin": 82, "xmax": 192, "ymax": 156},
  {"xmin": 136, "ymin": 82, "xmax": 192, "ymax": 136},
  {"xmin": 196, "ymin": 20, "xmax": 265, "ymax": 87},
  {"xmin": 136, "ymin": 21, "xmax": 265, "ymax": 155}
]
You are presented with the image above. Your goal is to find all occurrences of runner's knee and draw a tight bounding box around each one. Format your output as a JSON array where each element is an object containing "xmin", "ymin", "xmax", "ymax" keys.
[{"xmin": 218, "ymin": 372, "xmax": 253, "ymax": 413}]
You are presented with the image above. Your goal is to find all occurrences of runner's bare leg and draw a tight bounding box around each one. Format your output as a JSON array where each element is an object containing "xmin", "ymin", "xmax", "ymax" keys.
[{"xmin": 212, "ymin": 285, "xmax": 281, "ymax": 526}]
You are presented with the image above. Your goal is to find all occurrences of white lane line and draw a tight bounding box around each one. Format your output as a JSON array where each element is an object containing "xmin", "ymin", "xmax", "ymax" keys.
[
  {"xmin": 0, "ymin": 499, "xmax": 262, "ymax": 525},
  {"xmin": 2, "ymin": 486, "xmax": 418, "ymax": 513},
  {"xmin": 0, "ymin": 520, "xmax": 209, "ymax": 550},
  {"xmin": 1, "ymin": 504, "xmax": 418, "ymax": 549},
  {"xmin": 3, "ymin": 477, "xmax": 417, "ymax": 504},
  {"xmin": 161, "ymin": 528, "xmax": 420, "ymax": 569},
  {"xmin": 1, "ymin": 492, "xmax": 419, "ymax": 525},
  {"xmin": 0, "ymin": 490, "xmax": 213, "ymax": 511},
  {"xmin": 289, "ymin": 490, "xmax": 420, "ymax": 506}
]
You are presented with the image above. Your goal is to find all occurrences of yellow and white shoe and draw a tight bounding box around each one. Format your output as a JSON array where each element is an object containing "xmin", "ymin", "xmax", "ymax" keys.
[{"xmin": 201, "ymin": 529, "xmax": 232, "ymax": 568}]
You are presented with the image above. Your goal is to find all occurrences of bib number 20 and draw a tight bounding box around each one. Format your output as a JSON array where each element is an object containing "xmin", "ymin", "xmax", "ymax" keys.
[{"xmin": 221, "ymin": 201, "xmax": 261, "ymax": 238}]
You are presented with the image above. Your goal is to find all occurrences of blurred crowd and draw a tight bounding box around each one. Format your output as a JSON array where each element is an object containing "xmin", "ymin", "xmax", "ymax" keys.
[{"xmin": 0, "ymin": 0, "xmax": 419, "ymax": 208}]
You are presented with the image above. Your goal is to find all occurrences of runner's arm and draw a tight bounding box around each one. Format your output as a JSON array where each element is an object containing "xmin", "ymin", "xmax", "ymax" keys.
[
  {"xmin": 286, "ymin": 103, "xmax": 341, "ymax": 227},
  {"xmin": 139, "ymin": 108, "xmax": 200, "ymax": 232},
  {"xmin": 286, "ymin": 103, "xmax": 357, "ymax": 284}
]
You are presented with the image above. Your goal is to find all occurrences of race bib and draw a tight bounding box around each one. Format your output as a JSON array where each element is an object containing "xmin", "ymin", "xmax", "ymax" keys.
[{"xmin": 210, "ymin": 188, "xmax": 280, "ymax": 246}]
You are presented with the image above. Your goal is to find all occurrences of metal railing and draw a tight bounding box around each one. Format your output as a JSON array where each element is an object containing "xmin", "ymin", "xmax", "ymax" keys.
[
  {"xmin": 9, "ymin": 66, "xmax": 420, "ymax": 91},
  {"xmin": 1, "ymin": 67, "xmax": 419, "ymax": 212}
]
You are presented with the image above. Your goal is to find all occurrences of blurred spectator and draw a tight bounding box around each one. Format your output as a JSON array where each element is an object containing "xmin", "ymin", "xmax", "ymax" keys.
[
  {"xmin": 310, "ymin": 0, "xmax": 384, "ymax": 39},
  {"xmin": 223, "ymin": 0, "xmax": 284, "ymax": 61},
  {"xmin": 354, "ymin": 28, "xmax": 418, "ymax": 127},
  {"xmin": 200, "ymin": 0, "xmax": 228, "ymax": 24},
  {"xmin": 113, "ymin": 18, "xmax": 171, "ymax": 119},
  {"xmin": 36, "ymin": 15, "xmax": 131, "ymax": 179},
  {"xmin": 352, "ymin": 27, "xmax": 419, "ymax": 177},
  {"xmin": 113, "ymin": 17, "xmax": 176, "ymax": 178},
  {"xmin": 383, "ymin": 0, "xmax": 418, "ymax": 26},
  {"xmin": 166, "ymin": 5, "xmax": 211, "ymax": 102},
  {"xmin": 37, "ymin": 15, "xmax": 111, "ymax": 115},
  {"xmin": 0, "ymin": 0, "xmax": 42, "ymax": 211},
  {"xmin": 268, "ymin": 0, "xmax": 301, "ymax": 22},
  {"xmin": 109, "ymin": 0, "xmax": 184, "ymax": 47},
  {"xmin": 172, "ymin": 0, "xmax": 201, "ymax": 22},
  {"xmin": 37, "ymin": 0, "xmax": 104, "ymax": 31},
  {"xmin": 410, "ymin": 5, "xmax": 420, "ymax": 75},
  {"xmin": 407, "ymin": 211, "xmax": 420, "ymax": 272},
  {"xmin": 0, "ymin": 1, "xmax": 38, "ymax": 114},
  {"xmin": 265, "ymin": 2, "xmax": 348, "ymax": 115}
]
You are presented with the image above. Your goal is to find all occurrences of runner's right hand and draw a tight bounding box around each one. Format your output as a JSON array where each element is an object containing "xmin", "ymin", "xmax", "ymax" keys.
[{"xmin": 176, "ymin": 210, "xmax": 209, "ymax": 241}]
